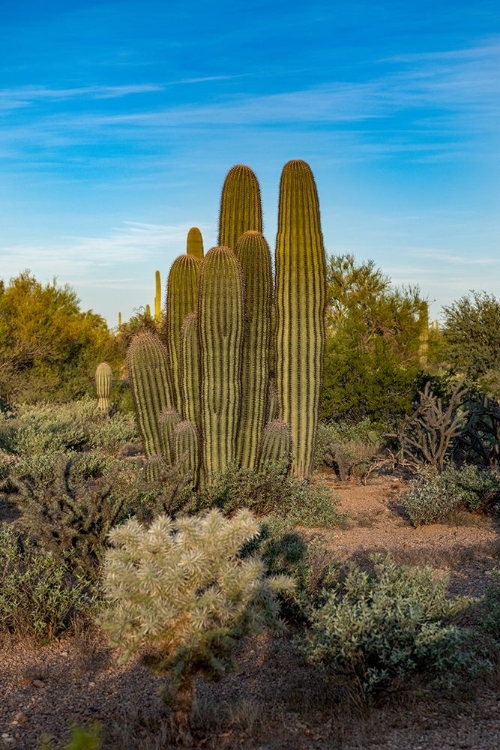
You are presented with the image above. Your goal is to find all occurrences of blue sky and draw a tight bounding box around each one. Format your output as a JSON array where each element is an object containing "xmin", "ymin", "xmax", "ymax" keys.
[{"xmin": 1, "ymin": 0, "xmax": 499, "ymax": 326}]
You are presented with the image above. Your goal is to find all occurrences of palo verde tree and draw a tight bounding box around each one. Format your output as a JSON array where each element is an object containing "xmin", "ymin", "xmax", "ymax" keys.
[
  {"xmin": 0, "ymin": 271, "xmax": 120, "ymax": 404},
  {"xmin": 322, "ymin": 254, "xmax": 430, "ymax": 423},
  {"xmin": 442, "ymin": 291, "xmax": 500, "ymax": 395}
]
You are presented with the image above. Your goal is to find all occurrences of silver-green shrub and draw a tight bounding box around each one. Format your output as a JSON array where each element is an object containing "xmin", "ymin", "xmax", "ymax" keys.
[
  {"xmin": 300, "ymin": 554, "xmax": 476, "ymax": 699},
  {"xmin": 401, "ymin": 464, "xmax": 500, "ymax": 526},
  {"xmin": 100, "ymin": 508, "xmax": 293, "ymax": 741}
]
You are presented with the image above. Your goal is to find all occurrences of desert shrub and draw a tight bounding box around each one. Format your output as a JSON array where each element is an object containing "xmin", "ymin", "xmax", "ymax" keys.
[
  {"xmin": 5, "ymin": 399, "xmax": 138, "ymax": 458},
  {"xmin": 243, "ymin": 516, "xmax": 339, "ymax": 623},
  {"xmin": 100, "ymin": 509, "xmax": 293, "ymax": 742},
  {"xmin": 300, "ymin": 554, "xmax": 480, "ymax": 700},
  {"xmin": 39, "ymin": 723, "xmax": 102, "ymax": 750},
  {"xmin": 477, "ymin": 568, "xmax": 500, "ymax": 641},
  {"xmin": 0, "ymin": 525, "xmax": 95, "ymax": 639},
  {"xmin": 10, "ymin": 453, "xmax": 146, "ymax": 575},
  {"xmin": 401, "ymin": 464, "xmax": 500, "ymax": 526},
  {"xmin": 192, "ymin": 461, "xmax": 344, "ymax": 528},
  {"xmin": 314, "ymin": 419, "xmax": 382, "ymax": 480}
]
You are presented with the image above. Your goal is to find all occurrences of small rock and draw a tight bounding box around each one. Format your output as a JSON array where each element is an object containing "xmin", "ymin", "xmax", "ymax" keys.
[
  {"xmin": 19, "ymin": 678, "xmax": 32, "ymax": 686},
  {"xmin": 32, "ymin": 679, "xmax": 45, "ymax": 688},
  {"xmin": 12, "ymin": 713, "xmax": 28, "ymax": 725},
  {"xmin": 60, "ymin": 651, "xmax": 68, "ymax": 656},
  {"xmin": 88, "ymin": 681, "xmax": 96, "ymax": 687}
]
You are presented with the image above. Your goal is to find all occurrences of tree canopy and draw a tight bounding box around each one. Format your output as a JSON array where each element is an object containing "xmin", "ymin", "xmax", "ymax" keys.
[{"xmin": 0, "ymin": 271, "xmax": 121, "ymax": 403}]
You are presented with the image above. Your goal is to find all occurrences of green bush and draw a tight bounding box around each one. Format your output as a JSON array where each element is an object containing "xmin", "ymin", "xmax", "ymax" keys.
[
  {"xmin": 192, "ymin": 461, "xmax": 345, "ymax": 528},
  {"xmin": 243, "ymin": 516, "xmax": 339, "ymax": 623},
  {"xmin": 401, "ymin": 464, "xmax": 500, "ymax": 526},
  {"xmin": 39, "ymin": 723, "xmax": 102, "ymax": 750},
  {"xmin": 314, "ymin": 419, "xmax": 382, "ymax": 480},
  {"xmin": 479, "ymin": 568, "xmax": 500, "ymax": 640},
  {"xmin": 3, "ymin": 400, "xmax": 138, "ymax": 458},
  {"xmin": 0, "ymin": 525, "xmax": 95, "ymax": 640},
  {"xmin": 300, "ymin": 554, "xmax": 479, "ymax": 699}
]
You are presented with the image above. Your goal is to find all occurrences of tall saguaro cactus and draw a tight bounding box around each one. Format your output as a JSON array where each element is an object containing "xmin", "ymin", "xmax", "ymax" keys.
[
  {"xmin": 198, "ymin": 246, "xmax": 245, "ymax": 480},
  {"xmin": 218, "ymin": 165, "xmax": 263, "ymax": 250},
  {"xmin": 274, "ymin": 160, "xmax": 327, "ymax": 479},
  {"xmin": 235, "ymin": 231, "xmax": 272, "ymax": 469},
  {"xmin": 127, "ymin": 332, "xmax": 174, "ymax": 464},
  {"xmin": 165, "ymin": 255, "xmax": 201, "ymax": 411},
  {"xmin": 186, "ymin": 227, "xmax": 204, "ymax": 260}
]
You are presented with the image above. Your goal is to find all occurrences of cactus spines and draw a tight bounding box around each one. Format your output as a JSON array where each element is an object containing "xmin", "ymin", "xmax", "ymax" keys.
[
  {"xmin": 158, "ymin": 407, "xmax": 182, "ymax": 465},
  {"xmin": 95, "ymin": 362, "xmax": 112, "ymax": 413},
  {"xmin": 127, "ymin": 331, "xmax": 175, "ymax": 461},
  {"xmin": 165, "ymin": 255, "xmax": 202, "ymax": 411},
  {"xmin": 259, "ymin": 420, "xmax": 292, "ymax": 469},
  {"xmin": 173, "ymin": 420, "xmax": 200, "ymax": 486},
  {"xmin": 180, "ymin": 312, "xmax": 201, "ymax": 429},
  {"xmin": 186, "ymin": 227, "xmax": 204, "ymax": 260},
  {"xmin": 218, "ymin": 165, "xmax": 263, "ymax": 250},
  {"xmin": 154, "ymin": 270, "xmax": 162, "ymax": 321},
  {"xmin": 198, "ymin": 246, "xmax": 245, "ymax": 480},
  {"xmin": 235, "ymin": 231, "xmax": 272, "ymax": 469},
  {"xmin": 274, "ymin": 160, "xmax": 327, "ymax": 479}
]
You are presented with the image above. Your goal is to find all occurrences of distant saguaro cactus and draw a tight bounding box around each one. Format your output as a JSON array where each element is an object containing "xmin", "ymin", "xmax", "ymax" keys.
[
  {"xmin": 218, "ymin": 165, "xmax": 263, "ymax": 250},
  {"xmin": 95, "ymin": 362, "xmax": 112, "ymax": 413},
  {"xmin": 154, "ymin": 270, "xmax": 162, "ymax": 321},
  {"xmin": 274, "ymin": 160, "xmax": 327, "ymax": 479}
]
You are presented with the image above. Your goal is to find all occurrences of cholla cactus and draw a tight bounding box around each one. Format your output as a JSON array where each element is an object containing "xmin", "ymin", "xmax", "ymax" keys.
[{"xmin": 100, "ymin": 508, "xmax": 293, "ymax": 742}]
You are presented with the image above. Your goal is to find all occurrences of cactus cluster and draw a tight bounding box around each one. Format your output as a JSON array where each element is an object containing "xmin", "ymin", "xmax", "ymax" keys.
[{"xmin": 127, "ymin": 161, "xmax": 326, "ymax": 486}]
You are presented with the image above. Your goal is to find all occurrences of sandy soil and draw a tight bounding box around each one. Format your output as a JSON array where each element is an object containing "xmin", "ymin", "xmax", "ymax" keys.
[{"xmin": 2, "ymin": 478, "xmax": 500, "ymax": 749}]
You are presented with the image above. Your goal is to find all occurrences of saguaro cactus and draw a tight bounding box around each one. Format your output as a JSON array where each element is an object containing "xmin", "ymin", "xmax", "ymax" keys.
[
  {"xmin": 154, "ymin": 270, "xmax": 162, "ymax": 321},
  {"xmin": 180, "ymin": 312, "xmax": 201, "ymax": 430},
  {"xmin": 235, "ymin": 231, "xmax": 272, "ymax": 469},
  {"xmin": 259, "ymin": 420, "xmax": 292, "ymax": 469},
  {"xmin": 198, "ymin": 246, "xmax": 245, "ymax": 480},
  {"xmin": 173, "ymin": 420, "xmax": 200, "ymax": 486},
  {"xmin": 165, "ymin": 255, "xmax": 201, "ymax": 411},
  {"xmin": 127, "ymin": 332, "xmax": 175, "ymax": 464},
  {"xmin": 218, "ymin": 165, "xmax": 263, "ymax": 250},
  {"xmin": 95, "ymin": 362, "xmax": 112, "ymax": 413},
  {"xmin": 186, "ymin": 227, "xmax": 204, "ymax": 260},
  {"xmin": 158, "ymin": 407, "xmax": 182, "ymax": 465},
  {"xmin": 274, "ymin": 160, "xmax": 327, "ymax": 479}
]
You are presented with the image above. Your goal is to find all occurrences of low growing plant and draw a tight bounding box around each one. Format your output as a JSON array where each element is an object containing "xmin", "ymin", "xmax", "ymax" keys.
[
  {"xmin": 299, "ymin": 554, "xmax": 480, "ymax": 701},
  {"xmin": 401, "ymin": 464, "xmax": 500, "ymax": 526},
  {"xmin": 192, "ymin": 460, "xmax": 345, "ymax": 528},
  {"xmin": 99, "ymin": 508, "xmax": 294, "ymax": 743},
  {"xmin": 0, "ymin": 525, "xmax": 95, "ymax": 640}
]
